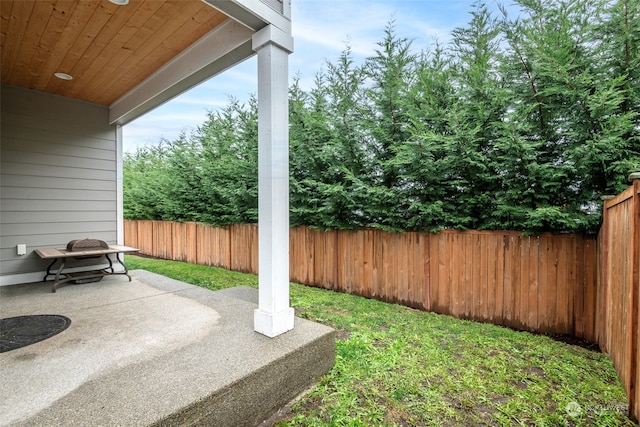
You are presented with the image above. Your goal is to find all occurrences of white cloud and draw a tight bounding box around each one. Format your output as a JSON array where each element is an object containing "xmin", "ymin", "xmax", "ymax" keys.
[
  {"xmin": 218, "ymin": 65, "xmax": 258, "ymax": 85},
  {"xmin": 291, "ymin": 0, "xmax": 395, "ymax": 56},
  {"xmin": 170, "ymin": 96, "xmax": 230, "ymax": 109},
  {"xmin": 122, "ymin": 109, "xmax": 211, "ymax": 152}
]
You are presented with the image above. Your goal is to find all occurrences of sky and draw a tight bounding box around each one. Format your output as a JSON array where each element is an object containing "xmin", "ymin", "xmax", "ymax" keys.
[{"xmin": 122, "ymin": 0, "xmax": 512, "ymax": 153}]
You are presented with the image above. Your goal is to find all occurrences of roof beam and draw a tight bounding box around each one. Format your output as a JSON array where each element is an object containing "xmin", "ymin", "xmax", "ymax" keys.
[{"xmin": 108, "ymin": 19, "xmax": 253, "ymax": 125}]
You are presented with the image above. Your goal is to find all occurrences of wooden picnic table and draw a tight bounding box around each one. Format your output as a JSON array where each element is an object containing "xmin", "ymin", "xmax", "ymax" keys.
[{"xmin": 35, "ymin": 245, "xmax": 139, "ymax": 293}]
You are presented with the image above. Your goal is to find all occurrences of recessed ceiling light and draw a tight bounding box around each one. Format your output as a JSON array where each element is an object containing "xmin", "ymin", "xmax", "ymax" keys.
[
  {"xmin": 109, "ymin": 0, "xmax": 129, "ymax": 5},
  {"xmin": 54, "ymin": 72, "xmax": 73, "ymax": 81}
]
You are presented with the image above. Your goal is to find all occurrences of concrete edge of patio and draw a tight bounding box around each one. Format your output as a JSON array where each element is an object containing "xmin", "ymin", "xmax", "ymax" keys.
[{"xmin": 2, "ymin": 270, "xmax": 336, "ymax": 427}]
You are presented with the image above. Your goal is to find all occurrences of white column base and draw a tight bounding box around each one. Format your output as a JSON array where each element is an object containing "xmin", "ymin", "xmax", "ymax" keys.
[{"xmin": 254, "ymin": 307, "xmax": 295, "ymax": 338}]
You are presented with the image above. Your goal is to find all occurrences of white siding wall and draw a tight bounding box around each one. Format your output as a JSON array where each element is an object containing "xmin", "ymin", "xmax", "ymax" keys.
[{"xmin": 1, "ymin": 84, "xmax": 118, "ymax": 284}]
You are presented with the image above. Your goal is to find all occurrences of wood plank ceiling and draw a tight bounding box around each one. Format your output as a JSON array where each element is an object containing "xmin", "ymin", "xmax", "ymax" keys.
[{"xmin": 0, "ymin": 0, "xmax": 228, "ymax": 106}]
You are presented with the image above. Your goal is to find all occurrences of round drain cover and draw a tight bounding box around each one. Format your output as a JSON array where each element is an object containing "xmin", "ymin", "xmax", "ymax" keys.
[{"xmin": 0, "ymin": 315, "xmax": 71, "ymax": 353}]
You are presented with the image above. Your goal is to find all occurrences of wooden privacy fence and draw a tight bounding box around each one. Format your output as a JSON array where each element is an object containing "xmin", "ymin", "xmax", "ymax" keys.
[
  {"xmin": 598, "ymin": 178, "xmax": 640, "ymax": 419},
  {"xmin": 290, "ymin": 228, "xmax": 598, "ymax": 340},
  {"xmin": 124, "ymin": 220, "xmax": 598, "ymax": 340},
  {"xmin": 125, "ymin": 221, "xmax": 259, "ymax": 273}
]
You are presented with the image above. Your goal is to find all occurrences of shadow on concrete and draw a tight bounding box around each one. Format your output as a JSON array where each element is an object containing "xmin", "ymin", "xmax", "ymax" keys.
[{"xmin": 0, "ymin": 270, "xmax": 335, "ymax": 426}]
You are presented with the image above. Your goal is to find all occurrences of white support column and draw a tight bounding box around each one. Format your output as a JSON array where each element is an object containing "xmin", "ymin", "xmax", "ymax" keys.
[
  {"xmin": 115, "ymin": 124, "xmax": 124, "ymax": 245},
  {"xmin": 252, "ymin": 24, "xmax": 294, "ymax": 338}
]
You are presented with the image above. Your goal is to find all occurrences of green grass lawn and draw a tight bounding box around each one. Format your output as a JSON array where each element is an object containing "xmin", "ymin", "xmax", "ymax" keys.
[{"xmin": 126, "ymin": 255, "xmax": 635, "ymax": 426}]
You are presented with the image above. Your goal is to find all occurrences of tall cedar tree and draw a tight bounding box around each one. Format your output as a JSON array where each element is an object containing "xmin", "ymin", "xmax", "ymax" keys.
[
  {"xmin": 123, "ymin": 143, "xmax": 171, "ymax": 220},
  {"xmin": 195, "ymin": 97, "xmax": 259, "ymax": 225},
  {"xmin": 289, "ymin": 75, "xmax": 338, "ymax": 227},
  {"xmin": 362, "ymin": 22, "xmax": 418, "ymax": 230},
  {"xmin": 392, "ymin": 44, "xmax": 453, "ymax": 230},
  {"xmin": 446, "ymin": 3, "xmax": 505, "ymax": 229},
  {"xmin": 306, "ymin": 46, "xmax": 372, "ymax": 229}
]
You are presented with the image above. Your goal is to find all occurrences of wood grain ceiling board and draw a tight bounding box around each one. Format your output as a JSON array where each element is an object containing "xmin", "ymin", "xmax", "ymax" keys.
[{"xmin": 1, "ymin": 0, "xmax": 228, "ymax": 105}]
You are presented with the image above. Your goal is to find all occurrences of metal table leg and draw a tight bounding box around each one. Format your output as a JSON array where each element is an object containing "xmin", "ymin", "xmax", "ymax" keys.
[
  {"xmin": 43, "ymin": 258, "xmax": 58, "ymax": 282},
  {"xmin": 115, "ymin": 252, "xmax": 132, "ymax": 281},
  {"xmin": 52, "ymin": 258, "xmax": 67, "ymax": 293}
]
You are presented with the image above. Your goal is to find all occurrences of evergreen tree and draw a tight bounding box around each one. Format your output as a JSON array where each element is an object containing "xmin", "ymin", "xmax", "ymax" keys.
[
  {"xmin": 445, "ymin": 2, "xmax": 505, "ymax": 229},
  {"xmin": 289, "ymin": 75, "xmax": 336, "ymax": 227},
  {"xmin": 314, "ymin": 46, "xmax": 372, "ymax": 229},
  {"xmin": 161, "ymin": 134, "xmax": 206, "ymax": 222},
  {"xmin": 123, "ymin": 143, "xmax": 171, "ymax": 220},
  {"xmin": 584, "ymin": 0, "xmax": 640, "ymax": 195},
  {"xmin": 363, "ymin": 21, "xmax": 418, "ymax": 230},
  {"xmin": 499, "ymin": 0, "xmax": 640, "ymax": 231},
  {"xmin": 194, "ymin": 97, "xmax": 259, "ymax": 225},
  {"xmin": 393, "ymin": 44, "xmax": 454, "ymax": 230}
]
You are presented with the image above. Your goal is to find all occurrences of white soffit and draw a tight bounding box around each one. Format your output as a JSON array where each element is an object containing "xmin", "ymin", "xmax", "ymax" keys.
[{"xmin": 203, "ymin": 0, "xmax": 291, "ymax": 32}]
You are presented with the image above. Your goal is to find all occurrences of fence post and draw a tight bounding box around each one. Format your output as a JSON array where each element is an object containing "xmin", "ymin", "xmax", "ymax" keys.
[
  {"xmin": 424, "ymin": 233, "xmax": 431, "ymax": 311},
  {"xmin": 574, "ymin": 233, "xmax": 585, "ymax": 339},
  {"xmin": 629, "ymin": 173, "xmax": 640, "ymax": 420},
  {"xmin": 599, "ymin": 195, "xmax": 613, "ymax": 352}
]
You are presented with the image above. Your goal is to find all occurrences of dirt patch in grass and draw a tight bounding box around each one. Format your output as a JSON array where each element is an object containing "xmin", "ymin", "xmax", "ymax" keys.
[
  {"xmin": 525, "ymin": 366, "xmax": 546, "ymax": 378},
  {"xmin": 334, "ymin": 329, "xmax": 351, "ymax": 340},
  {"xmin": 256, "ymin": 387, "xmax": 321, "ymax": 427},
  {"xmin": 128, "ymin": 252, "xmax": 164, "ymax": 260},
  {"xmin": 546, "ymin": 333, "xmax": 601, "ymax": 352},
  {"xmin": 373, "ymin": 339, "xmax": 387, "ymax": 348}
]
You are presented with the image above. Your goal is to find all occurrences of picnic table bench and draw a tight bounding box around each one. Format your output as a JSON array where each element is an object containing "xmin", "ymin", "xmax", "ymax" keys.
[{"xmin": 35, "ymin": 244, "xmax": 139, "ymax": 293}]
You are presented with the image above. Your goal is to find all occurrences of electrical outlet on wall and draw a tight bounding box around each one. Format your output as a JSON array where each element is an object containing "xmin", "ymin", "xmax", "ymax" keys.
[{"xmin": 17, "ymin": 244, "xmax": 26, "ymax": 256}]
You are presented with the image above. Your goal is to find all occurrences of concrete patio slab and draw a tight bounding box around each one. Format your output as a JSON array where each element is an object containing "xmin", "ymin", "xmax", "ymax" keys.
[{"xmin": 0, "ymin": 270, "xmax": 335, "ymax": 426}]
